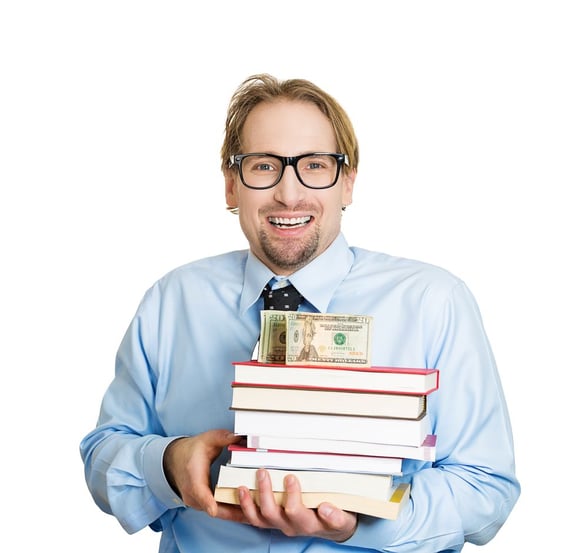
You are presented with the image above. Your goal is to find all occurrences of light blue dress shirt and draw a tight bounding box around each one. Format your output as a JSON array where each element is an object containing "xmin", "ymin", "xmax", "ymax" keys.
[{"xmin": 80, "ymin": 233, "xmax": 520, "ymax": 552}]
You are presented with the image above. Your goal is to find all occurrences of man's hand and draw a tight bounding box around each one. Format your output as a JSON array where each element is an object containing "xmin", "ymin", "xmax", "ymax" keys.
[
  {"xmin": 227, "ymin": 468, "xmax": 358, "ymax": 542},
  {"xmin": 163, "ymin": 429, "xmax": 242, "ymax": 518},
  {"xmin": 164, "ymin": 434, "xmax": 358, "ymax": 540}
]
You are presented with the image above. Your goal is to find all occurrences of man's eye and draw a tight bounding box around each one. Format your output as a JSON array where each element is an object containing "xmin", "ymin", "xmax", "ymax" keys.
[{"xmin": 255, "ymin": 163, "xmax": 275, "ymax": 172}]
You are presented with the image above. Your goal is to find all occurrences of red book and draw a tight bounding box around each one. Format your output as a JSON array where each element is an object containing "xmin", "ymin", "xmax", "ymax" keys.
[{"xmin": 232, "ymin": 360, "xmax": 439, "ymax": 395}]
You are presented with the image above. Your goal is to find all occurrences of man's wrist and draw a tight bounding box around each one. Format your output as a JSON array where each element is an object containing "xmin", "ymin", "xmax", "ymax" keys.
[{"xmin": 163, "ymin": 437, "xmax": 187, "ymax": 498}]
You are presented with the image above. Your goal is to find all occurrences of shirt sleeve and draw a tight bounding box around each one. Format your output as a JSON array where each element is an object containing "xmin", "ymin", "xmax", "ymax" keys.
[
  {"xmin": 79, "ymin": 283, "xmax": 185, "ymax": 534},
  {"xmin": 343, "ymin": 281, "xmax": 520, "ymax": 552}
]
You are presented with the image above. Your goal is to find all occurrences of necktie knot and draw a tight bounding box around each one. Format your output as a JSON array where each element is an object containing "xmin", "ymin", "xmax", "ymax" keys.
[{"xmin": 262, "ymin": 282, "xmax": 303, "ymax": 311}]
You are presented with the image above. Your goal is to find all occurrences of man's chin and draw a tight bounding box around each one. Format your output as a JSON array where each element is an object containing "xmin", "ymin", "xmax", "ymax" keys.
[
  {"xmin": 259, "ymin": 233, "xmax": 319, "ymax": 271},
  {"xmin": 262, "ymin": 246, "xmax": 317, "ymax": 273}
]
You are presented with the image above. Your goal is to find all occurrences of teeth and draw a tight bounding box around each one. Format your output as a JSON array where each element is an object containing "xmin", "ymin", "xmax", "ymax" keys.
[{"xmin": 269, "ymin": 216, "xmax": 311, "ymax": 227}]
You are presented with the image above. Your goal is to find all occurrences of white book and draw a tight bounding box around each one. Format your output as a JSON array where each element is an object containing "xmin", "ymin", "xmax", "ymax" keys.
[
  {"xmin": 214, "ymin": 483, "xmax": 412, "ymax": 521},
  {"xmin": 246, "ymin": 434, "xmax": 437, "ymax": 462},
  {"xmin": 233, "ymin": 409, "xmax": 430, "ymax": 448},
  {"xmin": 216, "ymin": 464, "xmax": 394, "ymax": 500},
  {"xmin": 229, "ymin": 445, "xmax": 403, "ymax": 475}
]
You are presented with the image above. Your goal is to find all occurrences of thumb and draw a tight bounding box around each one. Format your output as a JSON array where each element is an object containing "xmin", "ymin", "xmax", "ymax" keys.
[{"xmin": 204, "ymin": 429, "xmax": 242, "ymax": 447}]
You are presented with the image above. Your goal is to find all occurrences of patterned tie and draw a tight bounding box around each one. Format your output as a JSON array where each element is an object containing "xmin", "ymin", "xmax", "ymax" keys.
[{"xmin": 262, "ymin": 281, "xmax": 303, "ymax": 311}]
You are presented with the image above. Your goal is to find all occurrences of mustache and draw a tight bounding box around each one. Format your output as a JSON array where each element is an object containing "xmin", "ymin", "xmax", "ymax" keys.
[{"xmin": 260, "ymin": 203, "xmax": 316, "ymax": 215}]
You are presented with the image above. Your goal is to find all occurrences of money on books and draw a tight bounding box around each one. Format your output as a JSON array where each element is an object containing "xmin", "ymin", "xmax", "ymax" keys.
[
  {"xmin": 285, "ymin": 312, "xmax": 372, "ymax": 367},
  {"xmin": 259, "ymin": 311, "xmax": 373, "ymax": 367},
  {"xmin": 258, "ymin": 311, "xmax": 288, "ymax": 363}
]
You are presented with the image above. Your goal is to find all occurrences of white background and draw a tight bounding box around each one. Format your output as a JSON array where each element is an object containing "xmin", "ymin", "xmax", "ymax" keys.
[{"xmin": 1, "ymin": 1, "xmax": 586, "ymax": 550}]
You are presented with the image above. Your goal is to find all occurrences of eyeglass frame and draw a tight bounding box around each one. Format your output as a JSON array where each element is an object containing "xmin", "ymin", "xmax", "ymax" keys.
[{"xmin": 228, "ymin": 152, "xmax": 349, "ymax": 190}]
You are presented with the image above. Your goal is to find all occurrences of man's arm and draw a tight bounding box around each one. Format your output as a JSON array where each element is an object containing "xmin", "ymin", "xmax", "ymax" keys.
[{"xmin": 342, "ymin": 281, "xmax": 520, "ymax": 551}]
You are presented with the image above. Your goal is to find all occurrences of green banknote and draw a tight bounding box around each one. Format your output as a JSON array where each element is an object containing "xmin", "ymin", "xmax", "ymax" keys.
[{"xmin": 285, "ymin": 312, "xmax": 372, "ymax": 367}]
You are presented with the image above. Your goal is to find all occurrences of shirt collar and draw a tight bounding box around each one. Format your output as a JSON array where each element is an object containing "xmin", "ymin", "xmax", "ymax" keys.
[{"xmin": 239, "ymin": 233, "xmax": 354, "ymax": 315}]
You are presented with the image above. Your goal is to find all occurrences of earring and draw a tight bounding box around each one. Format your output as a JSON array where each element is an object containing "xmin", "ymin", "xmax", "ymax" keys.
[
  {"xmin": 226, "ymin": 206, "xmax": 239, "ymax": 215},
  {"xmin": 342, "ymin": 206, "xmax": 347, "ymax": 212}
]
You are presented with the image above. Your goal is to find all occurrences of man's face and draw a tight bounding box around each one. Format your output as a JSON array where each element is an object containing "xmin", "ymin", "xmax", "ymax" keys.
[{"xmin": 225, "ymin": 100, "xmax": 355, "ymax": 275}]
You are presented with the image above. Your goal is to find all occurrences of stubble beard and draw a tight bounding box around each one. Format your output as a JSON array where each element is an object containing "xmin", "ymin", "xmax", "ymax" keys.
[{"xmin": 259, "ymin": 225, "xmax": 321, "ymax": 273}]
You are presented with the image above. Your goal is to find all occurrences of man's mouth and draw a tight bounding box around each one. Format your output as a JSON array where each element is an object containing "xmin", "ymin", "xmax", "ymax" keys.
[{"xmin": 268, "ymin": 216, "xmax": 312, "ymax": 229}]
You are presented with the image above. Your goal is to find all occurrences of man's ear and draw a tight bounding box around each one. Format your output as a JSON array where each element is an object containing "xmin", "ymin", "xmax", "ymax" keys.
[
  {"xmin": 224, "ymin": 169, "xmax": 238, "ymax": 209},
  {"xmin": 342, "ymin": 168, "xmax": 356, "ymax": 207}
]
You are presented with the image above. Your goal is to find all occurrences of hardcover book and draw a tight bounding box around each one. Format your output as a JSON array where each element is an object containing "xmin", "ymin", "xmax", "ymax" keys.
[
  {"xmin": 233, "ymin": 360, "xmax": 439, "ymax": 394},
  {"xmin": 231, "ymin": 383, "xmax": 427, "ymax": 419}
]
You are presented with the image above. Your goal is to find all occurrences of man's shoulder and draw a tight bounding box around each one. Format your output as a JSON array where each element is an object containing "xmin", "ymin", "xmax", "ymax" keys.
[
  {"xmin": 349, "ymin": 246, "xmax": 462, "ymax": 288},
  {"xmin": 156, "ymin": 249, "xmax": 249, "ymax": 288}
]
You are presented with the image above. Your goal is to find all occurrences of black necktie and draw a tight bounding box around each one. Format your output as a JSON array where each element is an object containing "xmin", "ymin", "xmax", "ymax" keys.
[{"xmin": 262, "ymin": 282, "xmax": 303, "ymax": 311}]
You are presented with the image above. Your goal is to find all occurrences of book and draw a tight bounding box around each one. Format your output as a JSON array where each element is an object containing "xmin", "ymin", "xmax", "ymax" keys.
[
  {"xmin": 233, "ymin": 360, "xmax": 439, "ymax": 394},
  {"xmin": 228, "ymin": 444, "xmax": 403, "ymax": 475},
  {"xmin": 215, "ymin": 464, "xmax": 394, "ymax": 500},
  {"xmin": 233, "ymin": 409, "xmax": 430, "ymax": 448},
  {"xmin": 214, "ymin": 482, "xmax": 411, "ymax": 520},
  {"xmin": 246, "ymin": 434, "xmax": 437, "ymax": 462},
  {"xmin": 231, "ymin": 383, "xmax": 427, "ymax": 419}
]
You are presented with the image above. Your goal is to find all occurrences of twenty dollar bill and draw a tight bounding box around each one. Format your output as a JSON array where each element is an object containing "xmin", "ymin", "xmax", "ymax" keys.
[
  {"xmin": 258, "ymin": 311, "xmax": 288, "ymax": 363},
  {"xmin": 286, "ymin": 312, "xmax": 373, "ymax": 367}
]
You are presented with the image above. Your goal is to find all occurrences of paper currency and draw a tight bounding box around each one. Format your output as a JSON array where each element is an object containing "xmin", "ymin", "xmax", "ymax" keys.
[
  {"xmin": 258, "ymin": 311, "xmax": 288, "ymax": 363},
  {"xmin": 285, "ymin": 312, "xmax": 372, "ymax": 367}
]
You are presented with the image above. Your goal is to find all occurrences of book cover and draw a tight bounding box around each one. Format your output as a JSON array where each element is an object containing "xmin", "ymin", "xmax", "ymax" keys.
[
  {"xmin": 233, "ymin": 409, "xmax": 430, "ymax": 448},
  {"xmin": 246, "ymin": 434, "xmax": 437, "ymax": 462},
  {"xmin": 231, "ymin": 383, "xmax": 427, "ymax": 419},
  {"xmin": 233, "ymin": 360, "xmax": 439, "ymax": 394},
  {"xmin": 228, "ymin": 445, "xmax": 403, "ymax": 475},
  {"xmin": 216, "ymin": 464, "xmax": 394, "ymax": 500},
  {"xmin": 214, "ymin": 483, "xmax": 411, "ymax": 520}
]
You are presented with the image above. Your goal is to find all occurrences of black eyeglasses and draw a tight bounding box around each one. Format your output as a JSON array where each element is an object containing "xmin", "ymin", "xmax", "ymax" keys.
[{"xmin": 229, "ymin": 152, "xmax": 349, "ymax": 190}]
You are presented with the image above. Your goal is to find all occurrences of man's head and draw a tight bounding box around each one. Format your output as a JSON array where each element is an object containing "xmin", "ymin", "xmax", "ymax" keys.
[{"xmin": 222, "ymin": 74, "xmax": 358, "ymax": 275}]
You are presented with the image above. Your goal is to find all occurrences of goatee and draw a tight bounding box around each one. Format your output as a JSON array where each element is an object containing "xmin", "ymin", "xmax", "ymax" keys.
[{"xmin": 259, "ymin": 226, "xmax": 320, "ymax": 272}]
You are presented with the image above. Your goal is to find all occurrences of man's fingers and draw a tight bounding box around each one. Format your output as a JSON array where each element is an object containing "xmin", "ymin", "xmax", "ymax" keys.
[
  {"xmin": 165, "ymin": 430, "xmax": 240, "ymax": 515},
  {"xmin": 317, "ymin": 503, "xmax": 358, "ymax": 541}
]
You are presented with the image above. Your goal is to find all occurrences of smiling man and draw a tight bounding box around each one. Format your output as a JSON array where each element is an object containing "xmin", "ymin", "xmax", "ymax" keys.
[{"xmin": 81, "ymin": 74, "xmax": 520, "ymax": 552}]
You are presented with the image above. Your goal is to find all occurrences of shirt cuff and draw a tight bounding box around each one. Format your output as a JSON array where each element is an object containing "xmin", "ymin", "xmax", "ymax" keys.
[{"xmin": 143, "ymin": 436, "xmax": 186, "ymax": 509}]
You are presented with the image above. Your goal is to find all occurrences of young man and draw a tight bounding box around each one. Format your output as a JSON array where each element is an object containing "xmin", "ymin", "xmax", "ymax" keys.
[{"xmin": 80, "ymin": 74, "xmax": 520, "ymax": 552}]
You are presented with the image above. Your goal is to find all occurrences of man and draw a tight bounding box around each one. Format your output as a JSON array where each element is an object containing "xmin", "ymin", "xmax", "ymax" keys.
[
  {"xmin": 80, "ymin": 74, "xmax": 520, "ymax": 552},
  {"xmin": 296, "ymin": 315, "xmax": 319, "ymax": 362}
]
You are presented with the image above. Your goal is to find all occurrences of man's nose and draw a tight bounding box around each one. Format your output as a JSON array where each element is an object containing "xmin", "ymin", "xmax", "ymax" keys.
[{"xmin": 273, "ymin": 165, "xmax": 306, "ymax": 205}]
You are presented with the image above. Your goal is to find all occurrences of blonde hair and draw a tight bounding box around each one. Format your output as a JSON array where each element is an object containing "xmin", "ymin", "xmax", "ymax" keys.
[{"xmin": 220, "ymin": 73, "xmax": 359, "ymax": 174}]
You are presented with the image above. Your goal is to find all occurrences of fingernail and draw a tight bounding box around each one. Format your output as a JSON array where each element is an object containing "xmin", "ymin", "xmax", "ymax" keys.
[{"xmin": 320, "ymin": 504, "xmax": 334, "ymax": 517}]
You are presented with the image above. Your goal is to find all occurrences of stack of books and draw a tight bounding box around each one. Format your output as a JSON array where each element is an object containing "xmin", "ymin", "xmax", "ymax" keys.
[{"xmin": 214, "ymin": 358, "xmax": 439, "ymax": 520}]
